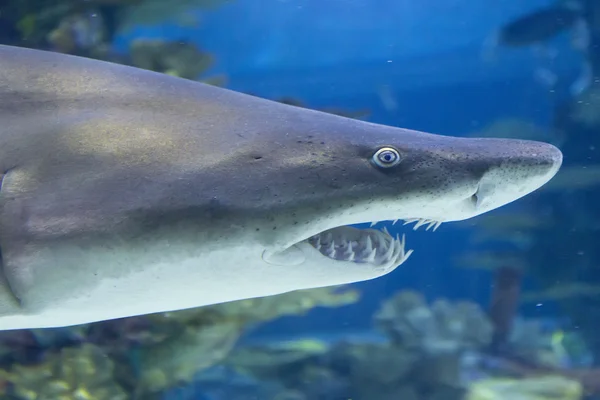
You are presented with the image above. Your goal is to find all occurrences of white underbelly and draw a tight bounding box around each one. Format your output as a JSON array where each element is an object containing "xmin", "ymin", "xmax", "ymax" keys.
[
  {"xmin": 0, "ymin": 233, "xmax": 389, "ymax": 329},
  {"xmin": 1, "ymin": 241, "xmax": 278, "ymax": 329}
]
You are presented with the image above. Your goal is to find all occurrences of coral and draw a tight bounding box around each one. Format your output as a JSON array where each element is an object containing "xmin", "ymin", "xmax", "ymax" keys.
[
  {"xmin": 0, "ymin": 285, "xmax": 358, "ymax": 398},
  {"xmin": 225, "ymin": 337, "xmax": 336, "ymax": 393},
  {"xmin": 503, "ymin": 319, "xmax": 593, "ymax": 369},
  {"xmin": 136, "ymin": 322, "xmax": 241, "ymax": 394},
  {"xmin": 340, "ymin": 342, "xmax": 420, "ymax": 400},
  {"xmin": 0, "ymin": 344, "xmax": 127, "ymax": 400},
  {"xmin": 205, "ymin": 286, "xmax": 360, "ymax": 325},
  {"xmin": 371, "ymin": 291, "xmax": 492, "ymax": 398},
  {"xmin": 47, "ymin": 12, "xmax": 107, "ymax": 56},
  {"xmin": 145, "ymin": 288, "xmax": 600, "ymax": 399},
  {"xmin": 466, "ymin": 376, "xmax": 582, "ymax": 400},
  {"xmin": 221, "ymin": 291, "xmax": 499, "ymax": 400},
  {"xmin": 1, "ymin": 0, "xmax": 229, "ymax": 61},
  {"xmin": 107, "ymin": 285, "xmax": 357, "ymax": 395},
  {"xmin": 226, "ymin": 338, "xmax": 331, "ymax": 375},
  {"xmin": 374, "ymin": 290, "xmax": 493, "ymax": 355},
  {"xmin": 129, "ymin": 38, "xmax": 226, "ymax": 83}
]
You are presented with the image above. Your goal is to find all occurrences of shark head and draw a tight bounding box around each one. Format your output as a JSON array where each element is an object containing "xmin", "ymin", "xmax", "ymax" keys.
[{"xmin": 251, "ymin": 107, "xmax": 562, "ymax": 282}]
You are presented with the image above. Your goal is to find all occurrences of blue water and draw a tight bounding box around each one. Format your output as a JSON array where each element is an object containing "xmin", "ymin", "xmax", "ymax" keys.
[{"xmin": 116, "ymin": 0, "xmax": 556, "ymax": 72}]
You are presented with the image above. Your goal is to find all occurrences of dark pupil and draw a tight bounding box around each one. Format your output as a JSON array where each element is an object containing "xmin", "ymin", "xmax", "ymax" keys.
[{"xmin": 380, "ymin": 151, "xmax": 395, "ymax": 163}]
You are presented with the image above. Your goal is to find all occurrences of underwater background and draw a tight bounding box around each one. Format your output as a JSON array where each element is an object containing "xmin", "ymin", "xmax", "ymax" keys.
[{"xmin": 0, "ymin": 0, "xmax": 599, "ymax": 399}]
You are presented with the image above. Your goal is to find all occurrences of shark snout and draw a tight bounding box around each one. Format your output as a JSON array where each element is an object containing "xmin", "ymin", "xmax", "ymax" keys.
[{"xmin": 470, "ymin": 139, "xmax": 562, "ymax": 215}]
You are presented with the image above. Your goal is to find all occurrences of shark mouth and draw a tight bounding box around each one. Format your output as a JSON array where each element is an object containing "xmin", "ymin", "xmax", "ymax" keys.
[{"xmin": 307, "ymin": 218, "xmax": 443, "ymax": 269}]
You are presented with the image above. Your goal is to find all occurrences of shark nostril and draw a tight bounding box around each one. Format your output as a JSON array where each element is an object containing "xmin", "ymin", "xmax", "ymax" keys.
[
  {"xmin": 470, "ymin": 193, "xmax": 479, "ymax": 206},
  {"xmin": 469, "ymin": 185, "xmax": 481, "ymax": 207}
]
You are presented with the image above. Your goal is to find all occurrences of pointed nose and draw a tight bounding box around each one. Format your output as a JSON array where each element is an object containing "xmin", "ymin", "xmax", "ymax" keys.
[
  {"xmin": 492, "ymin": 138, "xmax": 562, "ymax": 172},
  {"xmin": 473, "ymin": 139, "xmax": 562, "ymax": 214}
]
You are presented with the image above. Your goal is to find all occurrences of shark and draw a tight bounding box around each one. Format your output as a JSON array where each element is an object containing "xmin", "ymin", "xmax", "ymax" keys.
[{"xmin": 0, "ymin": 45, "xmax": 562, "ymax": 330}]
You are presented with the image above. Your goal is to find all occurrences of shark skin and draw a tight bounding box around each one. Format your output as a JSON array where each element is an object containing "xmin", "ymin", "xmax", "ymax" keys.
[{"xmin": 0, "ymin": 45, "xmax": 562, "ymax": 329}]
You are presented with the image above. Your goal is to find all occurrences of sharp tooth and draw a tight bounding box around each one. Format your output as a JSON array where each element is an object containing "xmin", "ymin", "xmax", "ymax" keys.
[
  {"xmin": 379, "ymin": 234, "xmax": 403, "ymax": 269},
  {"xmin": 364, "ymin": 235, "xmax": 373, "ymax": 253},
  {"xmin": 327, "ymin": 241, "xmax": 335, "ymax": 254},
  {"xmin": 403, "ymin": 218, "xmax": 417, "ymax": 225},
  {"xmin": 398, "ymin": 234, "xmax": 405, "ymax": 253},
  {"xmin": 345, "ymin": 251, "xmax": 355, "ymax": 261},
  {"xmin": 413, "ymin": 219, "xmax": 427, "ymax": 230},
  {"xmin": 426, "ymin": 220, "xmax": 437, "ymax": 231},
  {"xmin": 327, "ymin": 248, "xmax": 336, "ymax": 258},
  {"xmin": 382, "ymin": 237, "xmax": 395, "ymax": 261},
  {"xmin": 400, "ymin": 233, "xmax": 407, "ymax": 250},
  {"xmin": 433, "ymin": 221, "xmax": 443, "ymax": 231},
  {"xmin": 370, "ymin": 221, "xmax": 377, "ymax": 228},
  {"xmin": 400, "ymin": 233, "xmax": 414, "ymax": 263},
  {"xmin": 390, "ymin": 234, "xmax": 404, "ymax": 265},
  {"xmin": 343, "ymin": 241, "xmax": 354, "ymax": 257},
  {"xmin": 382, "ymin": 226, "xmax": 390, "ymax": 236},
  {"xmin": 392, "ymin": 219, "xmax": 398, "ymax": 225},
  {"xmin": 364, "ymin": 248, "xmax": 377, "ymax": 262}
]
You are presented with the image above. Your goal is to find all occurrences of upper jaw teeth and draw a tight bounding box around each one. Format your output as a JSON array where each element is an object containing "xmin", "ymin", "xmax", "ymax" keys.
[{"xmin": 371, "ymin": 218, "xmax": 443, "ymax": 231}]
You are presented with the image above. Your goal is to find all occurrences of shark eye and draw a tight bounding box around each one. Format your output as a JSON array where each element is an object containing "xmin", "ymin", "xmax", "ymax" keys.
[{"xmin": 372, "ymin": 147, "xmax": 401, "ymax": 168}]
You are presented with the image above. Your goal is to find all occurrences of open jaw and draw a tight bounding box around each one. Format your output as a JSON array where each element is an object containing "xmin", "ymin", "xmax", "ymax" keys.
[{"xmin": 305, "ymin": 218, "xmax": 443, "ymax": 270}]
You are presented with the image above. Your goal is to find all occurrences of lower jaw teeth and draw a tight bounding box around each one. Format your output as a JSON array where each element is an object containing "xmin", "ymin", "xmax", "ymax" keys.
[{"xmin": 308, "ymin": 226, "xmax": 413, "ymax": 268}]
